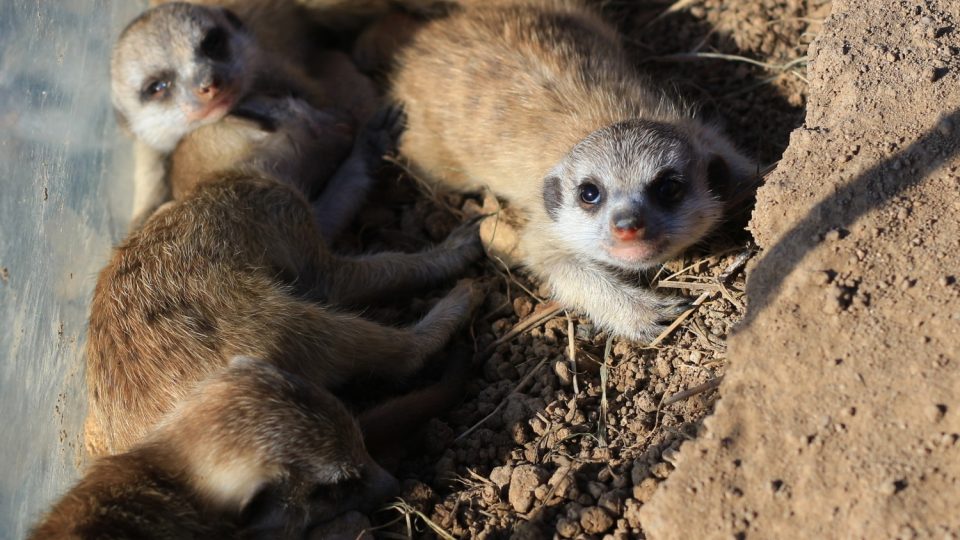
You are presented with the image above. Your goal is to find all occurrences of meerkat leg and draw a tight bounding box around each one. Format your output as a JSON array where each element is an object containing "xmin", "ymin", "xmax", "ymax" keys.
[
  {"xmin": 540, "ymin": 258, "xmax": 689, "ymax": 343},
  {"xmin": 291, "ymin": 279, "xmax": 483, "ymax": 387},
  {"xmin": 321, "ymin": 221, "xmax": 482, "ymax": 306},
  {"xmin": 312, "ymin": 106, "xmax": 404, "ymax": 242}
]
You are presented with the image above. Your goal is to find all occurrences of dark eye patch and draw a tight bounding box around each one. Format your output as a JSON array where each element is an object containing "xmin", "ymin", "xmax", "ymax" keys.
[
  {"xmin": 139, "ymin": 70, "xmax": 175, "ymax": 102},
  {"xmin": 648, "ymin": 169, "xmax": 687, "ymax": 208},
  {"xmin": 199, "ymin": 26, "xmax": 231, "ymax": 62}
]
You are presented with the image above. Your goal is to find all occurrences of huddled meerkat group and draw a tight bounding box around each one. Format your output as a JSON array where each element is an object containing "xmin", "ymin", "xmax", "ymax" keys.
[{"xmin": 31, "ymin": 0, "xmax": 753, "ymax": 537}]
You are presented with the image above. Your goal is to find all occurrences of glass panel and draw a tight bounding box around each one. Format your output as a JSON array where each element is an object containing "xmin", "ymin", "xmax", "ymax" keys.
[{"xmin": 0, "ymin": 2, "xmax": 146, "ymax": 537}]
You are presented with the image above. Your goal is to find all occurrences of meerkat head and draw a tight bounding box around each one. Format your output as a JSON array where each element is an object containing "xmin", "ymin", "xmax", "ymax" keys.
[
  {"xmin": 542, "ymin": 119, "xmax": 748, "ymax": 270},
  {"xmin": 111, "ymin": 3, "xmax": 259, "ymax": 152},
  {"xmin": 161, "ymin": 356, "xmax": 397, "ymax": 528}
]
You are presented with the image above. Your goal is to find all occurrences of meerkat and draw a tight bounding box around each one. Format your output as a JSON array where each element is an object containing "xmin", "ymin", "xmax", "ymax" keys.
[
  {"xmin": 380, "ymin": 1, "xmax": 754, "ymax": 342},
  {"xmin": 34, "ymin": 355, "xmax": 471, "ymax": 539},
  {"xmin": 84, "ymin": 93, "xmax": 485, "ymax": 457},
  {"xmin": 112, "ymin": 2, "xmax": 378, "ymax": 222}
]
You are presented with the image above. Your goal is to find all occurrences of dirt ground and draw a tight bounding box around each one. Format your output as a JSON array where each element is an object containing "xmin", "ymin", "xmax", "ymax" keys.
[
  {"xmin": 639, "ymin": 0, "xmax": 960, "ymax": 537},
  {"xmin": 326, "ymin": 1, "xmax": 853, "ymax": 538}
]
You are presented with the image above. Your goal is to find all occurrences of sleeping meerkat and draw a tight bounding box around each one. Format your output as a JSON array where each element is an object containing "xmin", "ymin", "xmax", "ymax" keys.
[
  {"xmin": 84, "ymin": 97, "xmax": 485, "ymax": 457},
  {"xmin": 112, "ymin": 2, "xmax": 377, "ymax": 222},
  {"xmin": 34, "ymin": 355, "xmax": 469, "ymax": 539},
  {"xmin": 385, "ymin": 1, "xmax": 754, "ymax": 341}
]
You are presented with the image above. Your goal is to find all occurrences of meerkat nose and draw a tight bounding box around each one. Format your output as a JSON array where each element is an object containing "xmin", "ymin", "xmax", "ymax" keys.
[
  {"xmin": 611, "ymin": 212, "xmax": 645, "ymax": 240},
  {"xmin": 194, "ymin": 74, "xmax": 222, "ymax": 101}
]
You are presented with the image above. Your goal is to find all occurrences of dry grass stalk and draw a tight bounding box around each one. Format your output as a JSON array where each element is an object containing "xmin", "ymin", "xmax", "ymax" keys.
[
  {"xmin": 663, "ymin": 376, "xmax": 725, "ymax": 405},
  {"xmin": 566, "ymin": 313, "xmax": 580, "ymax": 394},
  {"xmin": 384, "ymin": 500, "xmax": 457, "ymax": 540},
  {"xmin": 455, "ymin": 357, "xmax": 549, "ymax": 442}
]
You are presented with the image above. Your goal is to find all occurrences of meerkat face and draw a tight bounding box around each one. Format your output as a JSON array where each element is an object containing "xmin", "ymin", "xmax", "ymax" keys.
[
  {"xmin": 111, "ymin": 3, "xmax": 258, "ymax": 152},
  {"xmin": 542, "ymin": 120, "xmax": 729, "ymax": 270}
]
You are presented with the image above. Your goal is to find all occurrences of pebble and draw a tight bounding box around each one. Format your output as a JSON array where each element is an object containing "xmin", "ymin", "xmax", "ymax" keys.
[
  {"xmin": 580, "ymin": 507, "xmax": 615, "ymax": 534},
  {"xmin": 508, "ymin": 465, "xmax": 549, "ymax": 513},
  {"xmin": 556, "ymin": 518, "xmax": 582, "ymax": 538}
]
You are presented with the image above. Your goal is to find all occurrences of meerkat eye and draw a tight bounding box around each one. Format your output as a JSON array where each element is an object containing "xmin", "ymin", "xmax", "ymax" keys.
[
  {"xmin": 200, "ymin": 26, "xmax": 231, "ymax": 61},
  {"xmin": 140, "ymin": 78, "xmax": 172, "ymax": 101},
  {"xmin": 650, "ymin": 171, "xmax": 687, "ymax": 207},
  {"xmin": 578, "ymin": 181, "xmax": 602, "ymax": 206}
]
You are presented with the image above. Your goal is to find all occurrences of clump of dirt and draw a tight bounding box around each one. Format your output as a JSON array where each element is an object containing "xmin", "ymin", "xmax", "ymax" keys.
[{"xmin": 335, "ymin": 1, "xmax": 828, "ymax": 537}]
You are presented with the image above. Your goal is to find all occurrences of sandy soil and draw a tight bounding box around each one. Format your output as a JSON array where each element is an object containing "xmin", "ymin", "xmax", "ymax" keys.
[{"xmin": 640, "ymin": 0, "xmax": 960, "ymax": 537}]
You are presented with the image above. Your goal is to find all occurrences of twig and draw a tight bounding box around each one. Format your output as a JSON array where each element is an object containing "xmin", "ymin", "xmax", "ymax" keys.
[
  {"xmin": 655, "ymin": 280, "xmax": 722, "ymax": 291},
  {"xmin": 663, "ymin": 376, "xmax": 725, "ymax": 405},
  {"xmin": 385, "ymin": 500, "xmax": 456, "ymax": 540},
  {"xmin": 566, "ymin": 313, "xmax": 580, "ymax": 394},
  {"xmin": 644, "ymin": 52, "xmax": 808, "ymax": 73},
  {"xmin": 641, "ymin": 0, "xmax": 698, "ymax": 29},
  {"xmin": 599, "ymin": 335, "xmax": 614, "ymax": 446},
  {"xmin": 455, "ymin": 357, "xmax": 549, "ymax": 442},
  {"xmin": 479, "ymin": 301, "xmax": 563, "ymax": 357}
]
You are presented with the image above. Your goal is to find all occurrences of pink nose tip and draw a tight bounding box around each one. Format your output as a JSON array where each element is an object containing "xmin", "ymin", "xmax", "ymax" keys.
[
  {"xmin": 194, "ymin": 79, "xmax": 221, "ymax": 102},
  {"xmin": 612, "ymin": 226, "xmax": 639, "ymax": 241},
  {"xmin": 611, "ymin": 214, "xmax": 644, "ymax": 241}
]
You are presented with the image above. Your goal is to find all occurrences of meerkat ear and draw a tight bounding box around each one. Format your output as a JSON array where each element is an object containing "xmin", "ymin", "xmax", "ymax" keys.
[
  {"xmin": 706, "ymin": 154, "xmax": 733, "ymax": 200},
  {"xmin": 694, "ymin": 124, "xmax": 758, "ymax": 208}
]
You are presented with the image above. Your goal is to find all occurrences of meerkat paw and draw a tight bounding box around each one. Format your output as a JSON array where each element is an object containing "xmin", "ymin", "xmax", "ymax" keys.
[
  {"xmin": 622, "ymin": 292, "xmax": 691, "ymax": 343},
  {"xmin": 440, "ymin": 219, "xmax": 485, "ymax": 262},
  {"xmin": 357, "ymin": 105, "xmax": 406, "ymax": 168},
  {"xmin": 448, "ymin": 278, "xmax": 488, "ymax": 314}
]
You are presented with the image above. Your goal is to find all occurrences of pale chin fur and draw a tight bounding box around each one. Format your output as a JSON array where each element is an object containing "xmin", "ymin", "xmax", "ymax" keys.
[{"xmin": 132, "ymin": 109, "xmax": 192, "ymax": 153}]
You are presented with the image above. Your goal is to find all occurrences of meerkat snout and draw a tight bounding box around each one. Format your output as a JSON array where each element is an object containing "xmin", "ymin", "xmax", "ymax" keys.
[{"xmin": 111, "ymin": 3, "xmax": 257, "ymax": 152}]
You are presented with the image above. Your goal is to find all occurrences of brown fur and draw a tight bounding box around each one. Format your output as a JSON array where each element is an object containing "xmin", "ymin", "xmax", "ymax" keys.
[
  {"xmin": 85, "ymin": 97, "xmax": 484, "ymax": 457},
  {"xmin": 33, "ymin": 358, "xmax": 397, "ymax": 539},
  {"xmin": 383, "ymin": 1, "xmax": 754, "ymax": 341}
]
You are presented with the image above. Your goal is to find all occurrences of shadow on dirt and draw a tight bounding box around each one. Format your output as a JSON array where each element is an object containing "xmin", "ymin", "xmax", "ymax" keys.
[{"xmin": 741, "ymin": 108, "xmax": 960, "ymax": 326}]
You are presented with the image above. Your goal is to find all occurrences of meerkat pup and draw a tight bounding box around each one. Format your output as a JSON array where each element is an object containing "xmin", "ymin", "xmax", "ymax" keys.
[
  {"xmin": 84, "ymin": 94, "xmax": 484, "ymax": 457},
  {"xmin": 32, "ymin": 357, "xmax": 417, "ymax": 539},
  {"xmin": 112, "ymin": 2, "xmax": 377, "ymax": 222},
  {"xmin": 384, "ymin": 1, "xmax": 754, "ymax": 341}
]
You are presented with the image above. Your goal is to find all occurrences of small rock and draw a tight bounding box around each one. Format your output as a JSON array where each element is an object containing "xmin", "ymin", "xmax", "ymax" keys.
[
  {"xmin": 632, "ymin": 477, "xmax": 659, "ymax": 503},
  {"xmin": 513, "ymin": 296, "xmax": 534, "ymax": 318},
  {"xmin": 623, "ymin": 499, "xmax": 644, "ymax": 529},
  {"xmin": 824, "ymin": 229, "xmax": 842, "ymax": 242},
  {"xmin": 508, "ymin": 464, "xmax": 549, "ymax": 513},
  {"xmin": 586, "ymin": 481, "xmax": 607, "ymax": 500},
  {"xmin": 580, "ymin": 507, "xmax": 615, "ymax": 534},
  {"xmin": 926, "ymin": 404, "xmax": 947, "ymax": 422},
  {"xmin": 556, "ymin": 518, "xmax": 582, "ymax": 538},
  {"xmin": 650, "ymin": 462, "xmax": 673, "ymax": 479},
  {"xmin": 553, "ymin": 359, "xmax": 573, "ymax": 386},
  {"xmin": 490, "ymin": 465, "xmax": 514, "ymax": 489}
]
